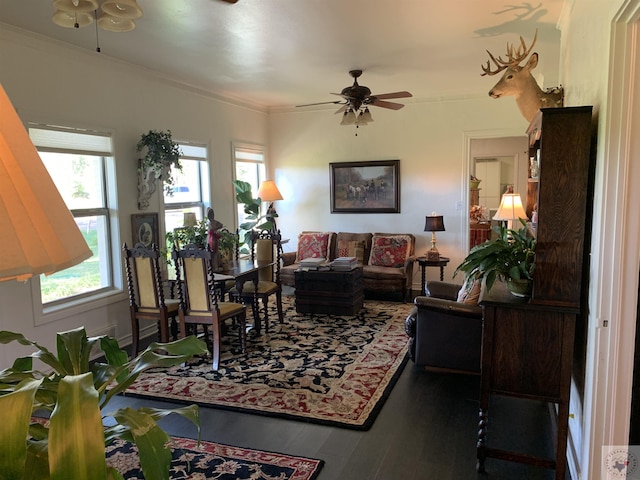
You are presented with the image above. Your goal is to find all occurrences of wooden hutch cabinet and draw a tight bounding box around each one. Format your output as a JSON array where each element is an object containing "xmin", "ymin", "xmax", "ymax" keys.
[{"xmin": 476, "ymin": 106, "xmax": 594, "ymax": 480}]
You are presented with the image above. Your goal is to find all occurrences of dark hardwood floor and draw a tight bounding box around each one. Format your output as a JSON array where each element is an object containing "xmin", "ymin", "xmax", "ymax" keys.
[{"xmin": 110, "ymin": 344, "xmax": 560, "ymax": 479}]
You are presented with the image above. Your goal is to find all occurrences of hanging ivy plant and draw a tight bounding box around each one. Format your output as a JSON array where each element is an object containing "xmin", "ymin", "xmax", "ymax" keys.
[{"xmin": 137, "ymin": 130, "xmax": 183, "ymax": 196}]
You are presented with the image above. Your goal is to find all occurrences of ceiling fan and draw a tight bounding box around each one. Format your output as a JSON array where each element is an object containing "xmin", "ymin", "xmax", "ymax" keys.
[{"xmin": 297, "ymin": 70, "xmax": 412, "ymax": 127}]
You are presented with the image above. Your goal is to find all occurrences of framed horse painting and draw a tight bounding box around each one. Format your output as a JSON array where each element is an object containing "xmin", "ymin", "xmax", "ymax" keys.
[{"xmin": 330, "ymin": 160, "xmax": 400, "ymax": 213}]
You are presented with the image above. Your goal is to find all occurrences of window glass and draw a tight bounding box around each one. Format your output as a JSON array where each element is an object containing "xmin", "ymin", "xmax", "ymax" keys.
[
  {"xmin": 234, "ymin": 147, "xmax": 265, "ymax": 227},
  {"xmin": 163, "ymin": 144, "xmax": 208, "ymax": 276}
]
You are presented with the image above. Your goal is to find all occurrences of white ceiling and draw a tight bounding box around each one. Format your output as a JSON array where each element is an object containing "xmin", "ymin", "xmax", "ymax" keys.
[{"xmin": 0, "ymin": 0, "xmax": 565, "ymax": 111}]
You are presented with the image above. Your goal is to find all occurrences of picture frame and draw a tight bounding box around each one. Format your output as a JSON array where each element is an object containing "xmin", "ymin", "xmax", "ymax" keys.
[
  {"xmin": 131, "ymin": 213, "xmax": 159, "ymax": 248},
  {"xmin": 330, "ymin": 160, "xmax": 400, "ymax": 213}
]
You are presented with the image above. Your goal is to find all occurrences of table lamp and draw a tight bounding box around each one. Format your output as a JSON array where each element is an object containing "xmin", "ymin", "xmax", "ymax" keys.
[
  {"xmin": 257, "ymin": 179, "xmax": 283, "ymax": 231},
  {"xmin": 424, "ymin": 212, "xmax": 445, "ymax": 261},
  {"xmin": 493, "ymin": 193, "xmax": 528, "ymax": 229}
]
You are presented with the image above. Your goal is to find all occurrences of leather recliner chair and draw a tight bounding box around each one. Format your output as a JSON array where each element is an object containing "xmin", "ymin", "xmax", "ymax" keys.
[{"xmin": 405, "ymin": 280, "xmax": 482, "ymax": 374}]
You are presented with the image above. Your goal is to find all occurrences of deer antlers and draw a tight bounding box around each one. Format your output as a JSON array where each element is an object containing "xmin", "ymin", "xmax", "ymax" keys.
[{"xmin": 481, "ymin": 30, "xmax": 538, "ymax": 76}]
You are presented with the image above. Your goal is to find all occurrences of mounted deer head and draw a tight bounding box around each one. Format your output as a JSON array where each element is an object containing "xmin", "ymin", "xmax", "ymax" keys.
[{"xmin": 481, "ymin": 30, "xmax": 563, "ymax": 122}]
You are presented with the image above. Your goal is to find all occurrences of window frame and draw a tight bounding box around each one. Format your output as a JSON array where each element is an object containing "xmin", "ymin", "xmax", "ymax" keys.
[{"xmin": 27, "ymin": 124, "xmax": 121, "ymax": 322}]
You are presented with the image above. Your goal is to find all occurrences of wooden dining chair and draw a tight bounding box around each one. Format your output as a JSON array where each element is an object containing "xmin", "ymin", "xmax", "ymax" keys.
[
  {"xmin": 123, "ymin": 242, "xmax": 180, "ymax": 357},
  {"xmin": 172, "ymin": 243, "xmax": 247, "ymax": 370},
  {"xmin": 230, "ymin": 229, "xmax": 284, "ymax": 333}
]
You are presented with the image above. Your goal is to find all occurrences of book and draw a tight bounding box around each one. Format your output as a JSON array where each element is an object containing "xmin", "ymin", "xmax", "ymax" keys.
[
  {"xmin": 299, "ymin": 257, "xmax": 327, "ymax": 269},
  {"xmin": 331, "ymin": 256, "xmax": 358, "ymax": 271}
]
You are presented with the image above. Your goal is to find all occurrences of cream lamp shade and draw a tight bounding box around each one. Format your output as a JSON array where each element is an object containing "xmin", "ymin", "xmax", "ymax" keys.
[
  {"xmin": 493, "ymin": 193, "xmax": 528, "ymax": 229},
  {"xmin": 257, "ymin": 180, "xmax": 283, "ymax": 202},
  {"xmin": 0, "ymin": 83, "xmax": 92, "ymax": 282}
]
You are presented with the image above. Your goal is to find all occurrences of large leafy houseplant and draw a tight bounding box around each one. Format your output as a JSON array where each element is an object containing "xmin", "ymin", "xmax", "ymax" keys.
[
  {"xmin": 233, "ymin": 180, "xmax": 276, "ymax": 253},
  {"xmin": 137, "ymin": 130, "xmax": 182, "ymax": 196},
  {"xmin": 0, "ymin": 327, "xmax": 208, "ymax": 480},
  {"xmin": 454, "ymin": 221, "xmax": 536, "ymax": 296}
]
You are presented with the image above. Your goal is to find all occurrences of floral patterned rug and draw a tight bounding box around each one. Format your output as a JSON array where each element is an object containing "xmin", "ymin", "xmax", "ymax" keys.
[
  {"xmin": 107, "ymin": 435, "xmax": 323, "ymax": 479},
  {"xmin": 126, "ymin": 297, "xmax": 412, "ymax": 429}
]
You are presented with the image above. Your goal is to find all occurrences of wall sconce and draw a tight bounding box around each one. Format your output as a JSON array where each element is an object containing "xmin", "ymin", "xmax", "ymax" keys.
[
  {"xmin": 0, "ymin": 83, "xmax": 92, "ymax": 282},
  {"xmin": 257, "ymin": 180, "xmax": 283, "ymax": 232},
  {"xmin": 424, "ymin": 212, "xmax": 445, "ymax": 261},
  {"xmin": 493, "ymin": 193, "xmax": 528, "ymax": 229}
]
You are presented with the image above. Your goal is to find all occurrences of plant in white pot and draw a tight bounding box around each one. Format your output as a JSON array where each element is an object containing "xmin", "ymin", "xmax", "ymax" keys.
[
  {"xmin": 454, "ymin": 221, "xmax": 536, "ymax": 297},
  {"xmin": 0, "ymin": 327, "xmax": 208, "ymax": 480}
]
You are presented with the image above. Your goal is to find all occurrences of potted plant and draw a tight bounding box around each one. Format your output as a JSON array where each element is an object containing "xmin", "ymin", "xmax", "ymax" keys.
[
  {"xmin": 233, "ymin": 180, "xmax": 275, "ymax": 253},
  {"xmin": 166, "ymin": 218, "xmax": 209, "ymax": 248},
  {"xmin": 137, "ymin": 130, "xmax": 182, "ymax": 197},
  {"xmin": 0, "ymin": 327, "xmax": 208, "ymax": 480},
  {"xmin": 454, "ymin": 221, "xmax": 536, "ymax": 297}
]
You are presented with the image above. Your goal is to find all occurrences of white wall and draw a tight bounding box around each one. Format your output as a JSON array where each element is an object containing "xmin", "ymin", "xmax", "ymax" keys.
[
  {"xmin": 269, "ymin": 97, "xmax": 527, "ymax": 287},
  {"xmin": 0, "ymin": 27, "xmax": 268, "ymax": 367},
  {"xmin": 560, "ymin": 1, "xmax": 632, "ymax": 479}
]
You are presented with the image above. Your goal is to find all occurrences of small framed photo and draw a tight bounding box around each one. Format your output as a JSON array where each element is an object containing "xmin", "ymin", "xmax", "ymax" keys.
[
  {"xmin": 131, "ymin": 213, "xmax": 159, "ymax": 248},
  {"xmin": 330, "ymin": 159, "xmax": 400, "ymax": 213}
]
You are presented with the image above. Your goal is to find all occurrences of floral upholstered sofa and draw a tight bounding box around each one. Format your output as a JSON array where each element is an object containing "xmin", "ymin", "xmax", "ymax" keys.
[{"xmin": 281, "ymin": 231, "xmax": 416, "ymax": 301}]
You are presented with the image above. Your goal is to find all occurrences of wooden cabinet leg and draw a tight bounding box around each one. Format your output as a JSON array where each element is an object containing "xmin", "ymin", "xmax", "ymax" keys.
[{"xmin": 476, "ymin": 407, "xmax": 487, "ymax": 472}]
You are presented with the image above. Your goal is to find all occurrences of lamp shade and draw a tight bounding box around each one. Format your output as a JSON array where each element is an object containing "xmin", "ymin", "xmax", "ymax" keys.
[
  {"xmin": 101, "ymin": 0, "xmax": 143, "ymax": 20},
  {"xmin": 97, "ymin": 13, "xmax": 136, "ymax": 32},
  {"xmin": 52, "ymin": 9, "xmax": 95, "ymax": 28},
  {"xmin": 257, "ymin": 180, "xmax": 283, "ymax": 202},
  {"xmin": 493, "ymin": 193, "xmax": 528, "ymax": 221},
  {"xmin": 424, "ymin": 214, "xmax": 445, "ymax": 232},
  {"xmin": 53, "ymin": 0, "xmax": 99, "ymax": 13},
  {"xmin": 0, "ymin": 83, "xmax": 92, "ymax": 282}
]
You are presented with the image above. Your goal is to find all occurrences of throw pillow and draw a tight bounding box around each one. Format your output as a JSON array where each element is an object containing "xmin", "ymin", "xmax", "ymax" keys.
[
  {"xmin": 296, "ymin": 232, "xmax": 333, "ymax": 262},
  {"xmin": 368, "ymin": 235, "xmax": 411, "ymax": 268},
  {"xmin": 457, "ymin": 278, "xmax": 481, "ymax": 305},
  {"xmin": 337, "ymin": 239, "xmax": 365, "ymax": 264}
]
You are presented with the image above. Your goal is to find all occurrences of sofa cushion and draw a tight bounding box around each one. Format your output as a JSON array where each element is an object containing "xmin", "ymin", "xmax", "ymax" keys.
[
  {"xmin": 337, "ymin": 239, "xmax": 365, "ymax": 265},
  {"xmin": 295, "ymin": 232, "xmax": 334, "ymax": 262},
  {"xmin": 335, "ymin": 232, "xmax": 373, "ymax": 263},
  {"xmin": 369, "ymin": 234, "xmax": 412, "ymax": 267}
]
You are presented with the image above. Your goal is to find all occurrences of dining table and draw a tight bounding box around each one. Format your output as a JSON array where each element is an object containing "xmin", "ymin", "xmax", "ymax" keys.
[{"xmin": 212, "ymin": 257, "xmax": 275, "ymax": 335}]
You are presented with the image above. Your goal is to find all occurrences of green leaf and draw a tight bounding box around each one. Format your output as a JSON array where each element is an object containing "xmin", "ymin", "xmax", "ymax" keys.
[
  {"xmin": 0, "ymin": 377, "xmax": 41, "ymax": 480},
  {"xmin": 24, "ymin": 439, "xmax": 50, "ymax": 480},
  {"xmin": 100, "ymin": 336, "xmax": 129, "ymax": 381},
  {"xmin": 48, "ymin": 373, "xmax": 107, "ymax": 480},
  {"xmin": 101, "ymin": 336, "xmax": 207, "ymax": 405},
  {"xmin": 56, "ymin": 327, "xmax": 89, "ymax": 375},
  {"xmin": 0, "ymin": 332, "xmax": 65, "ymax": 375},
  {"xmin": 111, "ymin": 408, "xmax": 172, "ymax": 480}
]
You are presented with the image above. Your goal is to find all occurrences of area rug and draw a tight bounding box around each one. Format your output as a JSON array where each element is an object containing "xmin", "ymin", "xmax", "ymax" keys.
[
  {"xmin": 125, "ymin": 297, "xmax": 413, "ymax": 429},
  {"xmin": 106, "ymin": 435, "xmax": 323, "ymax": 480}
]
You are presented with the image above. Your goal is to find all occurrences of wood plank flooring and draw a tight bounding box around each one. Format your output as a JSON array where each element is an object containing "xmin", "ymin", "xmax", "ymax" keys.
[{"xmin": 109, "ymin": 356, "xmax": 560, "ymax": 479}]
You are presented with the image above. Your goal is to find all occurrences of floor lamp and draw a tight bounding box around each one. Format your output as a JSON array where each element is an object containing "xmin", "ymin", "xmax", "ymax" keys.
[
  {"xmin": 0, "ymin": 83, "xmax": 92, "ymax": 282},
  {"xmin": 257, "ymin": 180, "xmax": 283, "ymax": 232}
]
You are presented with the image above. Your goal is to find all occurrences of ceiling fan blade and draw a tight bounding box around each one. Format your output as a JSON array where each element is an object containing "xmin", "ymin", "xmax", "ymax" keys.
[
  {"xmin": 369, "ymin": 99, "xmax": 406, "ymax": 110},
  {"xmin": 370, "ymin": 91, "xmax": 413, "ymax": 100},
  {"xmin": 296, "ymin": 100, "xmax": 344, "ymax": 107},
  {"xmin": 334, "ymin": 104, "xmax": 348, "ymax": 114}
]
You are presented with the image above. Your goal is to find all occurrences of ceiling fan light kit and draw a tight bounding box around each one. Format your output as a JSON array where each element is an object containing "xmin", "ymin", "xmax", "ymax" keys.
[
  {"xmin": 51, "ymin": 0, "xmax": 142, "ymax": 31},
  {"xmin": 297, "ymin": 69, "xmax": 411, "ymax": 134}
]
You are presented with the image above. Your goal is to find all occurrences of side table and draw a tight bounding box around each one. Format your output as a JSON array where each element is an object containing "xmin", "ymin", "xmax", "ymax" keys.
[{"xmin": 417, "ymin": 256, "xmax": 450, "ymax": 295}]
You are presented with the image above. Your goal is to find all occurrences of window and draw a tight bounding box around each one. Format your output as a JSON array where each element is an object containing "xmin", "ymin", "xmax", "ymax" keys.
[
  {"xmin": 163, "ymin": 143, "xmax": 209, "ymax": 233},
  {"xmin": 29, "ymin": 126, "xmax": 113, "ymax": 305},
  {"xmin": 234, "ymin": 146, "xmax": 265, "ymax": 228}
]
